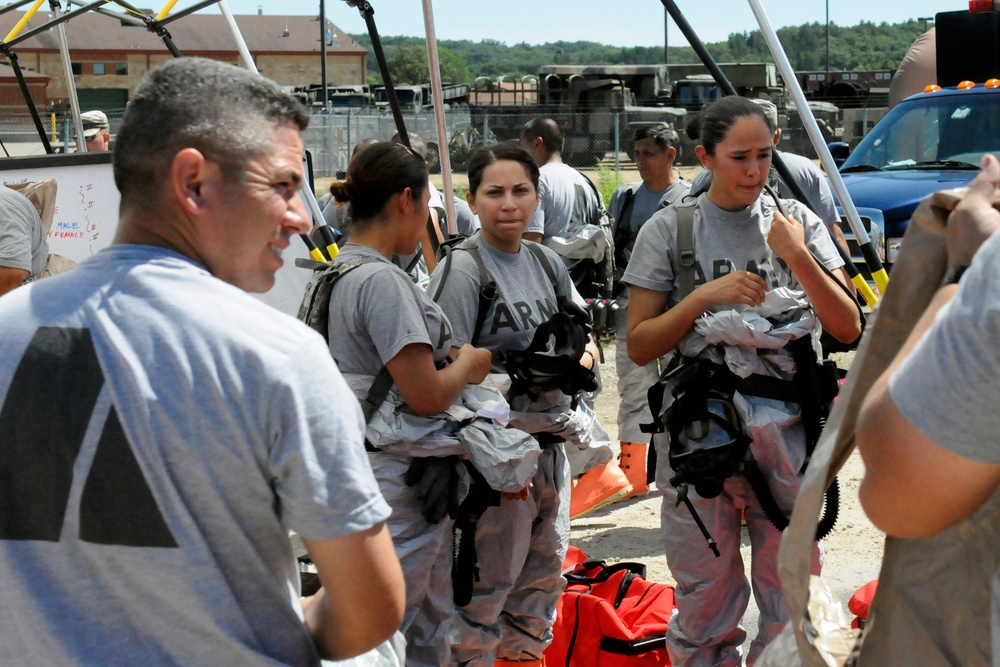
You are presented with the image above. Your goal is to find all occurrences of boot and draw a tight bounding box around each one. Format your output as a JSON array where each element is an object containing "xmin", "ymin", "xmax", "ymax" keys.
[
  {"xmin": 569, "ymin": 460, "xmax": 632, "ymax": 519},
  {"xmin": 618, "ymin": 442, "xmax": 650, "ymax": 499}
]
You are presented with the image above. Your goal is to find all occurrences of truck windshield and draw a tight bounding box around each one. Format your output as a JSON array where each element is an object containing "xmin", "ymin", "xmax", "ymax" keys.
[
  {"xmin": 842, "ymin": 93, "xmax": 1000, "ymax": 171},
  {"xmin": 375, "ymin": 89, "xmax": 417, "ymax": 105}
]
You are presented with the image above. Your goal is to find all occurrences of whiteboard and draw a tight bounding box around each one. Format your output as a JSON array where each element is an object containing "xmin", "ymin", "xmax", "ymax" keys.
[{"xmin": 0, "ymin": 153, "xmax": 312, "ymax": 317}]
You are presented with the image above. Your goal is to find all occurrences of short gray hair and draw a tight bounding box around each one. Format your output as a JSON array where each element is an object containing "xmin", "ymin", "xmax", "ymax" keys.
[
  {"xmin": 113, "ymin": 57, "xmax": 308, "ymax": 205},
  {"xmin": 750, "ymin": 98, "xmax": 779, "ymax": 129}
]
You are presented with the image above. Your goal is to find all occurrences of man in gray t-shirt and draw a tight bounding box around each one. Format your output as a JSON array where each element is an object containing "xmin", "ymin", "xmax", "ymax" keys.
[
  {"xmin": 0, "ymin": 59, "xmax": 403, "ymax": 666},
  {"xmin": 607, "ymin": 123, "xmax": 690, "ymax": 499},
  {"xmin": 0, "ymin": 186, "xmax": 48, "ymax": 296},
  {"xmin": 519, "ymin": 117, "xmax": 601, "ymax": 244}
]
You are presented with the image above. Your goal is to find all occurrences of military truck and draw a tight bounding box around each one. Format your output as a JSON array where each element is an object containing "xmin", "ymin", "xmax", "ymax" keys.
[
  {"xmin": 466, "ymin": 63, "xmax": 788, "ymax": 168},
  {"xmin": 832, "ymin": 6, "xmax": 1000, "ymax": 278},
  {"xmin": 467, "ymin": 65, "xmax": 688, "ymax": 167},
  {"xmin": 373, "ymin": 83, "xmax": 471, "ymax": 113}
]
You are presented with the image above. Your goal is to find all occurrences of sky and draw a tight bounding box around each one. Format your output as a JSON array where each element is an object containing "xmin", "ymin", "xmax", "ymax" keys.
[{"xmin": 201, "ymin": 0, "xmax": 959, "ymax": 46}]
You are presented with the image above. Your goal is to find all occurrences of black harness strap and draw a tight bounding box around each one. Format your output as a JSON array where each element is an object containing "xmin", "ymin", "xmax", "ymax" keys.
[
  {"xmin": 674, "ymin": 199, "xmax": 698, "ymax": 302},
  {"xmin": 432, "ymin": 236, "xmax": 559, "ymax": 346},
  {"xmin": 297, "ymin": 255, "xmax": 396, "ymax": 426}
]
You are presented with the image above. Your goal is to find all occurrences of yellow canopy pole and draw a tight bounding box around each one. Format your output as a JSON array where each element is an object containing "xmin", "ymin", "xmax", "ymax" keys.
[
  {"xmin": 4, "ymin": 0, "xmax": 45, "ymax": 43},
  {"xmin": 155, "ymin": 0, "xmax": 178, "ymax": 21}
]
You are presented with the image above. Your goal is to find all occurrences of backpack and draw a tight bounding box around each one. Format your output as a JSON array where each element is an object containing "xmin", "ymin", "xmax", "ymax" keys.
[
  {"xmin": 571, "ymin": 174, "xmax": 617, "ymax": 301},
  {"xmin": 610, "ymin": 182, "xmax": 684, "ymax": 296},
  {"xmin": 296, "ymin": 255, "xmax": 394, "ymax": 423},
  {"xmin": 544, "ymin": 547, "xmax": 676, "ymax": 666}
]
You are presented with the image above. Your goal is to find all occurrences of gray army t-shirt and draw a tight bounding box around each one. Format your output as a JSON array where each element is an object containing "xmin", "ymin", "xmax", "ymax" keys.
[
  {"xmin": 623, "ymin": 192, "xmax": 843, "ymax": 307},
  {"xmin": 327, "ymin": 244, "xmax": 453, "ymax": 377},
  {"xmin": 428, "ymin": 234, "xmax": 583, "ymax": 372},
  {"xmin": 526, "ymin": 162, "xmax": 600, "ymax": 239}
]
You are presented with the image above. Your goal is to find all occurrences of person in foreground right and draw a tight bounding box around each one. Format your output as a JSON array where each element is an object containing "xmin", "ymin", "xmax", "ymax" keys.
[
  {"xmin": 856, "ymin": 153, "xmax": 1000, "ymax": 662},
  {"xmin": 624, "ymin": 95, "xmax": 860, "ymax": 666}
]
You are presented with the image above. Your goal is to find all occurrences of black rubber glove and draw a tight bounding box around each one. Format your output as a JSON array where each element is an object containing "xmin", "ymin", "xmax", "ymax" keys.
[{"xmin": 404, "ymin": 456, "xmax": 462, "ymax": 524}]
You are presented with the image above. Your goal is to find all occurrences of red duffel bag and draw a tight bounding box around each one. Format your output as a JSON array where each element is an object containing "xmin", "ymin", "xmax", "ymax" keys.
[{"xmin": 544, "ymin": 547, "xmax": 676, "ymax": 666}]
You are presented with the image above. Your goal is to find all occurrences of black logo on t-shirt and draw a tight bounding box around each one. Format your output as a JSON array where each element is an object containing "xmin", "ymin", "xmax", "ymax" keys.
[
  {"xmin": 0, "ymin": 327, "xmax": 178, "ymax": 547},
  {"xmin": 489, "ymin": 297, "xmax": 557, "ymax": 335},
  {"xmin": 696, "ymin": 257, "xmax": 793, "ymax": 289}
]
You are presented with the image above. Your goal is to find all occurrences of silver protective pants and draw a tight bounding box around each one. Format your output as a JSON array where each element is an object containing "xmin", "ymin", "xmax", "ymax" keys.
[
  {"xmin": 615, "ymin": 292, "xmax": 663, "ymax": 444},
  {"xmin": 452, "ymin": 443, "xmax": 571, "ymax": 665},
  {"xmin": 654, "ymin": 395, "xmax": 820, "ymax": 667},
  {"xmin": 370, "ymin": 452, "xmax": 459, "ymax": 667}
]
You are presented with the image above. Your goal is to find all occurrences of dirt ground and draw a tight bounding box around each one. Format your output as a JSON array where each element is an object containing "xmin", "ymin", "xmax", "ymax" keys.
[{"xmin": 578, "ymin": 340, "xmax": 885, "ymax": 655}]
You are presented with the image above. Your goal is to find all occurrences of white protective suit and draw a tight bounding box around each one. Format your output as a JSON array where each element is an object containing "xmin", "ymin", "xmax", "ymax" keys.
[{"xmin": 624, "ymin": 193, "xmax": 843, "ymax": 666}]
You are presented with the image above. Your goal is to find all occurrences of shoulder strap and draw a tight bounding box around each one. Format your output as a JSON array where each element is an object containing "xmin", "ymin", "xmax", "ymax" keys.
[
  {"xmin": 613, "ymin": 186, "xmax": 638, "ymax": 268},
  {"xmin": 430, "ymin": 236, "xmax": 497, "ymax": 347},
  {"xmin": 297, "ymin": 255, "xmax": 376, "ymax": 344},
  {"xmin": 579, "ymin": 172, "xmax": 609, "ymax": 226},
  {"xmin": 296, "ymin": 254, "xmax": 394, "ymax": 425},
  {"xmin": 525, "ymin": 242, "xmax": 559, "ymax": 294},
  {"xmin": 674, "ymin": 200, "xmax": 698, "ymax": 302}
]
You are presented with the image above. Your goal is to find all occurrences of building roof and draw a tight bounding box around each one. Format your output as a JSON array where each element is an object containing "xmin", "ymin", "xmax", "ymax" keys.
[
  {"xmin": 0, "ymin": 62, "xmax": 49, "ymax": 81},
  {"xmin": 0, "ymin": 11, "xmax": 365, "ymax": 55}
]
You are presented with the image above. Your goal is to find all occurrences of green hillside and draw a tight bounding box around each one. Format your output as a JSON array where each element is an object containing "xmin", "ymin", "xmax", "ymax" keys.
[{"xmin": 350, "ymin": 19, "xmax": 929, "ymax": 85}]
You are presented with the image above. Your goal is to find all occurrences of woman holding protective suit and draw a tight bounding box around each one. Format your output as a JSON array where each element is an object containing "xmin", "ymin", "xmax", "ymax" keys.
[
  {"xmin": 623, "ymin": 96, "xmax": 861, "ymax": 666},
  {"xmin": 429, "ymin": 142, "xmax": 600, "ymax": 667},
  {"xmin": 322, "ymin": 141, "xmax": 492, "ymax": 667}
]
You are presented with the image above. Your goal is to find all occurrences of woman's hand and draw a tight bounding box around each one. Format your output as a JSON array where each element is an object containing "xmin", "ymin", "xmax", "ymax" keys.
[
  {"xmin": 767, "ymin": 210, "xmax": 809, "ymax": 264},
  {"xmin": 692, "ymin": 270, "xmax": 768, "ymax": 309},
  {"xmin": 455, "ymin": 343, "xmax": 492, "ymax": 384}
]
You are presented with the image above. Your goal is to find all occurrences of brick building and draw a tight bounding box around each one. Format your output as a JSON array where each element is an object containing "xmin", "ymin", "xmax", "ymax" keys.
[{"xmin": 0, "ymin": 9, "xmax": 366, "ymax": 111}]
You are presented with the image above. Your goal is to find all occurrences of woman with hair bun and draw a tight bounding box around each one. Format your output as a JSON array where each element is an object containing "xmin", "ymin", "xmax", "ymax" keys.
[
  {"xmin": 624, "ymin": 96, "xmax": 861, "ymax": 666},
  {"xmin": 324, "ymin": 141, "xmax": 492, "ymax": 667}
]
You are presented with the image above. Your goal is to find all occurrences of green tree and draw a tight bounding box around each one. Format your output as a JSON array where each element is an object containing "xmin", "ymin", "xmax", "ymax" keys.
[{"xmin": 381, "ymin": 43, "xmax": 470, "ymax": 84}]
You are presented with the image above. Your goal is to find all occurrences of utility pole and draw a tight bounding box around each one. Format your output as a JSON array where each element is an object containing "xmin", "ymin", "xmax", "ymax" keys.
[
  {"xmin": 825, "ymin": 0, "xmax": 830, "ymax": 88},
  {"xmin": 664, "ymin": 8, "xmax": 669, "ymax": 65},
  {"xmin": 320, "ymin": 0, "xmax": 328, "ymax": 110}
]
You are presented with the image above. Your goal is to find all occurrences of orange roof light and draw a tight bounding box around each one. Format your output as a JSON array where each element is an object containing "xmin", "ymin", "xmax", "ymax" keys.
[
  {"xmin": 970, "ymin": 0, "xmax": 998, "ymax": 12},
  {"xmin": 986, "ymin": 79, "xmax": 1000, "ymax": 88},
  {"xmin": 923, "ymin": 84, "xmax": 942, "ymax": 93},
  {"xmin": 957, "ymin": 80, "xmax": 977, "ymax": 89}
]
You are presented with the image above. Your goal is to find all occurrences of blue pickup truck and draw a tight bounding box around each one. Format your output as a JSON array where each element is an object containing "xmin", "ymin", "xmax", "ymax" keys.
[{"xmin": 833, "ymin": 84, "xmax": 1000, "ymax": 279}]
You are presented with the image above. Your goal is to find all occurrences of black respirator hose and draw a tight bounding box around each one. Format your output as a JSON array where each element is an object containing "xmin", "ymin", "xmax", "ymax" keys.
[{"xmin": 743, "ymin": 460, "xmax": 839, "ymax": 540}]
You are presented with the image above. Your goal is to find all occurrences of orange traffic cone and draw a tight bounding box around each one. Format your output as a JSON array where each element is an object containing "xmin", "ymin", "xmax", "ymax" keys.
[{"xmin": 569, "ymin": 460, "xmax": 632, "ymax": 519}]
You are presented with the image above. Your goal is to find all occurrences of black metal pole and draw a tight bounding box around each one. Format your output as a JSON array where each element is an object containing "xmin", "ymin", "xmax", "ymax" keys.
[
  {"xmin": 659, "ymin": 0, "xmax": 862, "ymax": 285},
  {"xmin": 0, "ymin": 0, "xmax": 38, "ymax": 18},
  {"xmin": 346, "ymin": 0, "xmax": 410, "ymax": 148},
  {"xmin": 3, "ymin": 49, "xmax": 53, "ymax": 153},
  {"xmin": 8, "ymin": 0, "xmax": 110, "ymax": 48}
]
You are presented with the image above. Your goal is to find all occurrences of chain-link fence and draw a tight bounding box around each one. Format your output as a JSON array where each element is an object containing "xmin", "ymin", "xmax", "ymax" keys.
[
  {"xmin": 0, "ymin": 103, "xmax": 890, "ymax": 179},
  {"xmin": 0, "ymin": 108, "xmax": 127, "ymax": 157}
]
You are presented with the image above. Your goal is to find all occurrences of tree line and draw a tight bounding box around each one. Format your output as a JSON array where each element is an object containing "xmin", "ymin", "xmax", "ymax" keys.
[{"xmin": 349, "ymin": 19, "xmax": 930, "ymax": 85}]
